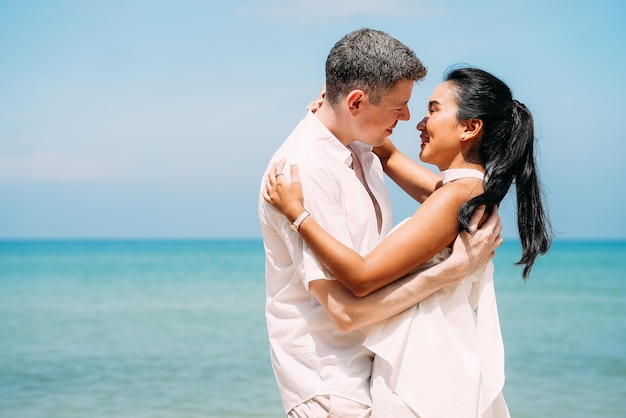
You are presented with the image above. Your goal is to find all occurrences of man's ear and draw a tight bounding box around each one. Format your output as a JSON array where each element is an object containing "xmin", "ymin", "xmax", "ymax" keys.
[
  {"xmin": 461, "ymin": 118, "xmax": 483, "ymax": 141},
  {"xmin": 346, "ymin": 89, "xmax": 365, "ymax": 115}
]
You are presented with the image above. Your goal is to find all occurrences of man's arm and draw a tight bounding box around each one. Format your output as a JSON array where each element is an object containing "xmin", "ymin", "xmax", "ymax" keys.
[{"xmin": 311, "ymin": 206, "xmax": 503, "ymax": 332}]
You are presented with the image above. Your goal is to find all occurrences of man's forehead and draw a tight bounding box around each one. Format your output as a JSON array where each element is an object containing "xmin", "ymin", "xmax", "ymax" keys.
[
  {"xmin": 384, "ymin": 80, "xmax": 414, "ymax": 102},
  {"xmin": 383, "ymin": 91, "xmax": 412, "ymax": 106}
]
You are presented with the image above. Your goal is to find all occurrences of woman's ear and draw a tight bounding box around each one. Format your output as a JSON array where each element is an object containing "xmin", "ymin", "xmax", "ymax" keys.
[{"xmin": 461, "ymin": 118, "xmax": 483, "ymax": 141}]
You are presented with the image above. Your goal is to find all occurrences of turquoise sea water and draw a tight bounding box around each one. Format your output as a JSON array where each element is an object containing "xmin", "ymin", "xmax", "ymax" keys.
[{"xmin": 0, "ymin": 239, "xmax": 624, "ymax": 417}]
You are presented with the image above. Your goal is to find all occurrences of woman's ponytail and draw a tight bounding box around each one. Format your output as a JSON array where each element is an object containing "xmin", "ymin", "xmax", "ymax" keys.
[
  {"xmin": 509, "ymin": 100, "xmax": 552, "ymax": 277},
  {"xmin": 450, "ymin": 68, "xmax": 553, "ymax": 279}
]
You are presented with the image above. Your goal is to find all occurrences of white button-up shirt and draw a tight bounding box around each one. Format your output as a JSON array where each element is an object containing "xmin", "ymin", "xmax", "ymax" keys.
[{"xmin": 258, "ymin": 111, "xmax": 393, "ymax": 411}]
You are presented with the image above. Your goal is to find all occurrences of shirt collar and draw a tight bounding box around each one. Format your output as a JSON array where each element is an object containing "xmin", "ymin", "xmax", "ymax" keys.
[{"xmin": 303, "ymin": 111, "xmax": 358, "ymax": 168}]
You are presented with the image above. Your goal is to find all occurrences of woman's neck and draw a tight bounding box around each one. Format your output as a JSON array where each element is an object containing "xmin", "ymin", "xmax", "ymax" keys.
[{"xmin": 438, "ymin": 161, "xmax": 485, "ymax": 174}]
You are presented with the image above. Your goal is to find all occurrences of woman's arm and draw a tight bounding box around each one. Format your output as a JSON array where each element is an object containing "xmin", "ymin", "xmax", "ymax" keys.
[
  {"xmin": 310, "ymin": 216, "xmax": 498, "ymax": 331},
  {"xmin": 264, "ymin": 161, "xmax": 486, "ymax": 297},
  {"xmin": 374, "ymin": 138, "xmax": 442, "ymax": 203}
]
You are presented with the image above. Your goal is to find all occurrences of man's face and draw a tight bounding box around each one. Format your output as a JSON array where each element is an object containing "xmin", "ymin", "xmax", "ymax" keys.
[{"xmin": 356, "ymin": 79, "xmax": 414, "ymax": 147}]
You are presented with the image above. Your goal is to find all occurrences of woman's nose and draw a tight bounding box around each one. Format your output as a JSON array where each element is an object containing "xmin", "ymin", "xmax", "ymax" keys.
[{"xmin": 416, "ymin": 116, "xmax": 427, "ymax": 131}]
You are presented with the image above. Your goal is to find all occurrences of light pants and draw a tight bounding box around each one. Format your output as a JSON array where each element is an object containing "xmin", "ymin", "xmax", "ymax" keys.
[{"xmin": 288, "ymin": 394, "xmax": 371, "ymax": 418}]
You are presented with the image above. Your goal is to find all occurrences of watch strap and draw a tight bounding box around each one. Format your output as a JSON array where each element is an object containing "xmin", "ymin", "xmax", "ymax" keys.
[{"xmin": 290, "ymin": 210, "xmax": 310, "ymax": 232}]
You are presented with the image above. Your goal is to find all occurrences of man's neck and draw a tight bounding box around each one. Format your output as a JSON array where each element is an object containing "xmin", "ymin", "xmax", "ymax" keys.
[{"xmin": 315, "ymin": 105, "xmax": 353, "ymax": 147}]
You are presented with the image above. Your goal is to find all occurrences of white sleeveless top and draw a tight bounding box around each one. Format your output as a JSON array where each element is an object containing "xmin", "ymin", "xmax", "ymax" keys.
[{"xmin": 363, "ymin": 168, "xmax": 510, "ymax": 418}]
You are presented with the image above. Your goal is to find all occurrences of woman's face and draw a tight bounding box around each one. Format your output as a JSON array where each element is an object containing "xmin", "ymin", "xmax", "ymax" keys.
[{"xmin": 416, "ymin": 81, "xmax": 467, "ymax": 170}]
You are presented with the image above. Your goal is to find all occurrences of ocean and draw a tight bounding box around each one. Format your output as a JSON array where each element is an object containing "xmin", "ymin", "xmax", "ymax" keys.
[{"xmin": 0, "ymin": 239, "xmax": 624, "ymax": 417}]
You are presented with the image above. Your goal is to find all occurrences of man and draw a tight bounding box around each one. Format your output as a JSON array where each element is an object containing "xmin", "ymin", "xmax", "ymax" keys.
[{"xmin": 258, "ymin": 28, "xmax": 501, "ymax": 417}]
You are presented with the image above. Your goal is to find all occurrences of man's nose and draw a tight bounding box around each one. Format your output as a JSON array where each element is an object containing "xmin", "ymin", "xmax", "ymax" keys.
[{"xmin": 398, "ymin": 104, "xmax": 410, "ymax": 121}]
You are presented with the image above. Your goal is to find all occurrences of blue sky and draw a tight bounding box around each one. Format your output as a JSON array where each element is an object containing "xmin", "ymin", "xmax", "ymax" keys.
[{"xmin": 1, "ymin": 0, "xmax": 624, "ymax": 239}]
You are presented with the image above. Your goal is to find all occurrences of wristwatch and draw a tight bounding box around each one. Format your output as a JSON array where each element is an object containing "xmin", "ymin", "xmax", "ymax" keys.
[{"xmin": 290, "ymin": 210, "xmax": 310, "ymax": 232}]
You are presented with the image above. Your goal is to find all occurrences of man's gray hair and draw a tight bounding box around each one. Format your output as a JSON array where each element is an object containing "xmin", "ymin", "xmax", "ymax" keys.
[{"xmin": 325, "ymin": 28, "xmax": 427, "ymax": 106}]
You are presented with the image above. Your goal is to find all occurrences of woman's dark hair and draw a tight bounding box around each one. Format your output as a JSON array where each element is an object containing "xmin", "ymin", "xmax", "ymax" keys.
[{"xmin": 447, "ymin": 67, "xmax": 553, "ymax": 279}]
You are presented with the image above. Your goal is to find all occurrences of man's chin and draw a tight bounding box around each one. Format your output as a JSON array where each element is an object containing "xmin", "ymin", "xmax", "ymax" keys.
[{"xmin": 374, "ymin": 138, "xmax": 387, "ymax": 147}]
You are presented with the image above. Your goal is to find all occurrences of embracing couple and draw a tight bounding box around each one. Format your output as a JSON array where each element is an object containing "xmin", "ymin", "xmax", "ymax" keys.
[{"xmin": 258, "ymin": 28, "xmax": 551, "ymax": 418}]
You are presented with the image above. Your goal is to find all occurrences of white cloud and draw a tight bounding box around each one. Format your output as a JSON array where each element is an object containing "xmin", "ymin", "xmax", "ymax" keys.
[{"xmin": 0, "ymin": 153, "xmax": 124, "ymax": 184}]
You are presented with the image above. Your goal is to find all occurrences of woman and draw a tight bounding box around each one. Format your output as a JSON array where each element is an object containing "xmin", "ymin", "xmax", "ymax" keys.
[{"xmin": 264, "ymin": 67, "xmax": 552, "ymax": 417}]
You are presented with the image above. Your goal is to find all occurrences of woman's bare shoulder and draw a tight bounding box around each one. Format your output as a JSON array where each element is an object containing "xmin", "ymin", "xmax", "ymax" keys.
[{"xmin": 430, "ymin": 177, "xmax": 484, "ymax": 205}]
